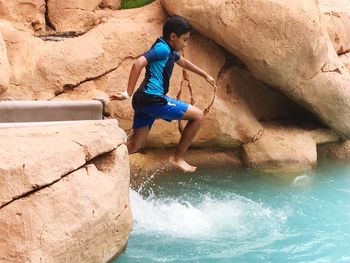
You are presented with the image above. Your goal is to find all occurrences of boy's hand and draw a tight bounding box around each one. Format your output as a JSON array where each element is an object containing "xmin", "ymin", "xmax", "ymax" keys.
[
  {"xmin": 205, "ymin": 74, "xmax": 216, "ymax": 87},
  {"xmin": 109, "ymin": 91, "xmax": 129, "ymax": 101}
]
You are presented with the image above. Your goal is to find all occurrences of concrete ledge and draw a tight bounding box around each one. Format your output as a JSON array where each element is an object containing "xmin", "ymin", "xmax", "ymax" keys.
[
  {"xmin": 0, "ymin": 120, "xmax": 114, "ymax": 129},
  {"xmin": 0, "ymin": 100, "xmax": 103, "ymax": 123}
]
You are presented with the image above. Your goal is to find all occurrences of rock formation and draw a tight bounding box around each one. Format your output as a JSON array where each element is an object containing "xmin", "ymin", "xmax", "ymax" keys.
[
  {"xmin": 0, "ymin": 120, "xmax": 131, "ymax": 262},
  {"xmin": 0, "ymin": 32, "xmax": 9, "ymax": 93},
  {"xmin": 0, "ymin": 0, "xmax": 46, "ymax": 34},
  {"xmin": 46, "ymin": 0, "xmax": 121, "ymax": 33},
  {"xmin": 1, "ymin": 0, "xmax": 350, "ymax": 260},
  {"xmin": 161, "ymin": 0, "xmax": 350, "ymax": 139},
  {"xmin": 0, "ymin": 0, "xmax": 349, "ymax": 175}
]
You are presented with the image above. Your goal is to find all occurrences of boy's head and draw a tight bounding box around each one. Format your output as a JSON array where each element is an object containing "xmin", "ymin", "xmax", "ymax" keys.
[{"xmin": 163, "ymin": 15, "xmax": 192, "ymax": 40}]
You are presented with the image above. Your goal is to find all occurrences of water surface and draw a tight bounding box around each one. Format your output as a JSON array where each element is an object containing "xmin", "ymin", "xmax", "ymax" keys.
[{"xmin": 116, "ymin": 162, "xmax": 350, "ymax": 263}]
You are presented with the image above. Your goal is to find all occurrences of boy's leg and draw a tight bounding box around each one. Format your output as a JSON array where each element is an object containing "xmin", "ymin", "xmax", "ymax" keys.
[
  {"xmin": 128, "ymin": 126, "xmax": 150, "ymax": 154},
  {"xmin": 169, "ymin": 105, "xmax": 204, "ymax": 172},
  {"xmin": 129, "ymin": 104, "xmax": 156, "ymax": 154}
]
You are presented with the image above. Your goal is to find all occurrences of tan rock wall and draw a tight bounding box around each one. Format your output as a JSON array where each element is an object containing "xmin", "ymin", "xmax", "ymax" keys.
[
  {"xmin": 319, "ymin": 0, "xmax": 350, "ymax": 16},
  {"xmin": 46, "ymin": 0, "xmax": 123, "ymax": 33},
  {"xmin": 0, "ymin": 1, "xmax": 326, "ymax": 151},
  {"xmin": 0, "ymin": 2, "xmax": 167, "ymax": 100},
  {"xmin": 318, "ymin": 140, "xmax": 350, "ymax": 160},
  {"xmin": 340, "ymin": 52, "xmax": 350, "ymax": 71},
  {"xmin": 242, "ymin": 123, "xmax": 317, "ymax": 174},
  {"xmin": 161, "ymin": 0, "xmax": 350, "ymax": 139},
  {"xmin": 47, "ymin": 0, "xmax": 107, "ymax": 32},
  {"xmin": 0, "ymin": 120, "xmax": 125, "ymax": 206},
  {"xmin": 322, "ymin": 12, "xmax": 350, "ymax": 55},
  {"xmin": 0, "ymin": 120, "xmax": 131, "ymax": 262},
  {"xmin": 319, "ymin": 0, "xmax": 350, "ymax": 55},
  {"xmin": 162, "ymin": 0, "xmax": 328, "ymax": 86},
  {"xmin": 0, "ymin": 31, "xmax": 9, "ymax": 94},
  {"xmin": 100, "ymin": 0, "xmax": 121, "ymax": 10},
  {"xmin": 0, "ymin": 0, "xmax": 122, "ymax": 35},
  {"xmin": 0, "ymin": 0, "xmax": 46, "ymax": 34}
]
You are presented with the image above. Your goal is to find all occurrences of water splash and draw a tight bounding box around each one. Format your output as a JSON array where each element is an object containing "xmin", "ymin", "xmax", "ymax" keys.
[
  {"xmin": 134, "ymin": 161, "xmax": 173, "ymax": 194},
  {"xmin": 130, "ymin": 189, "xmax": 289, "ymax": 241}
]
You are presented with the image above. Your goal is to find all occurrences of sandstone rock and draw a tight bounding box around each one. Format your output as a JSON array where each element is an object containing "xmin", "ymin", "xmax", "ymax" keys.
[
  {"xmin": 0, "ymin": 148, "xmax": 131, "ymax": 262},
  {"xmin": 319, "ymin": 0, "xmax": 350, "ymax": 16},
  {"xmin": 0, "ymin": 0, "xmax": 46, "ymax": 34},
  {"xmin": 222, "ymin": 66, "xmax": 304, "ymax": 122},
  {"xmin": 0, "ymin": 120, "xmax": 131, "ymax": 262},
  {"xmin": 322, "ymin": 11, "xmax": 350, "ymax": 54},
  {"xmin": 47, "ymin": 0, "xmax": 121, "ymax": 33},
  {"xmin": 51, "ymin": 25, "xmax": 305, "ymax": 148},
  {"xmin": 0, "ymin": 32, "xmax": 9, "ymax": 94},
  {"xmin": 41, "ymin": 2, "xmax": 265, "ymax": 148},
  {"xmin": 340, "ymin": 52, "xmax": 350, "ymax": 71},
  {"xmin": 177, "ymin": 35, "xmax": 263, "ymax": 146},
  {"xmin": 242, "ymin": 124, "xmax": 317, "ymax": 174},
  {"xmin": 161, "ymin": 0, "xmax": 350, "ymax": 139},
  {"xmin": 318, "ymin": 0, "xmax": 350, "ymax": 55},
  {"xmin": 47, "ymin": 0, "xmax": 102, "ymax": 32},
  {"xmin": 61, "ymin": 34, "xmax": 272, "ymax": 147},
  {"xmin": 100, "ymin": 0, "xmax": 122, "ymax": 10},
  {"xmin": 0, "ymin": 2, "xmax": 167, "ymax": 100},
  {"xmin": 308, "ymin": 128, "xmax": 340, "ymax": 144},
  {"xmin": 0, "ymin": 0, "xmax": 323, "ymax": 151},
  {"xmin": 0, "ymin": 22, "xmax": 43, "ymax": 99},
  {"xmin": 318, "ymin": 140, "xmax": 350, "ymax": 160},
  {"xmin": 0, "ymin": 119, "xmax": 126, "ymax": 207}
]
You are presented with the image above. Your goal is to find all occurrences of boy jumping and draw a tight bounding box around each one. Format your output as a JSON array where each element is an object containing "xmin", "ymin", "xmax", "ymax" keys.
[{"xmin": 110, "ymin": 15, "xmax": 215, "ymax": 172}]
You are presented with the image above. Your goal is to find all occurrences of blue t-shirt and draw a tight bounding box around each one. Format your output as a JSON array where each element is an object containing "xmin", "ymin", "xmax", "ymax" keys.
[{"xmin": 141, "ymin": 37, "xmax": 180, "ymax": 96}]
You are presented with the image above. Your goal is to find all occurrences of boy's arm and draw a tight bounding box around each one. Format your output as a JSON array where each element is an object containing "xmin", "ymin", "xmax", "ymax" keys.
[
  {"xmin": 176, "ymin": 56, "xmax": 215, "ymax": 86},
  {"xmin": 110, "ymin": 56, "xmax": 148, "ymax": 100}
]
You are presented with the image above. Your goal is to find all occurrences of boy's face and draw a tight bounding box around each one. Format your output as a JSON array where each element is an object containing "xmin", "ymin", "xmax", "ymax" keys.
[{"xmin": 169, "ymin": 32, "xmax": 190, "ymax": 51}]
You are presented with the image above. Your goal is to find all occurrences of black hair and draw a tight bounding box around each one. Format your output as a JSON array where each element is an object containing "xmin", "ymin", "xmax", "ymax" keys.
[{"xmin": 162, "ymin": 15, "xmax": 192, "ymax": 40}]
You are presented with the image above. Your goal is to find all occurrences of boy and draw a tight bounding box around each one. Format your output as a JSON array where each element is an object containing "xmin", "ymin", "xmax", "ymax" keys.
[{"xmin": 110, "ymin": 15, "xmax": 215, "ymax": 172}]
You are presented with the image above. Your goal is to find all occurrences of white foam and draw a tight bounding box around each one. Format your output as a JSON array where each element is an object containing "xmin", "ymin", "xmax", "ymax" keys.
[
  {"xmin": 292, "ymin": 174, "xmax": 312, "ymax": 186},
  {"xmin": 129, "ymin": 189, "xmax": 289, "ymax": 240}
]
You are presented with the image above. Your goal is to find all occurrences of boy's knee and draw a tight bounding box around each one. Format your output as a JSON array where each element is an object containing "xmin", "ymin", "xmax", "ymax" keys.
[
  {"xmin": 193, "ymin": 110, "xmax": 204, "ymax": 123},
  {"xmin": 196, "ymin": 109, "xmax": 204, "ymax": 121},
  {"xmin": 183, "ymin": 105, "xmax": 205, "ymax": 122},
  {"xmin": 198, "ymin": 111, "xmax": 204, "ymax": 122}
]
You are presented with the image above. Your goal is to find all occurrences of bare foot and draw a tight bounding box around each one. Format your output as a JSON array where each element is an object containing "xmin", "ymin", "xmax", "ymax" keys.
[{"xmin": 169, "ymin": 155, "xmax": 197, "ymax": 172}]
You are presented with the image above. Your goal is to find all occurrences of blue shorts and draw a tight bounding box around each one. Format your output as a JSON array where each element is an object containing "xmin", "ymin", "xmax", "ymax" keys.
[{"xmin": 132, "ymin": 92, "xmax": 189, "ymax": 129}]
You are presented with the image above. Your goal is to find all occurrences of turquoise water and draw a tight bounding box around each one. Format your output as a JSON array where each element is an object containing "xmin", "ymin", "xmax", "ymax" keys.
[{"xmin": 116, "ymin": 162, "xmax": 350, "ymax": 263}]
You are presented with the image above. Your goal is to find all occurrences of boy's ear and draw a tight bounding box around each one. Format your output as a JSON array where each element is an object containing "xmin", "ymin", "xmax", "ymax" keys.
[{"xmin": 169, "ymin": 32, "xmax": 177, "ymax": 41}]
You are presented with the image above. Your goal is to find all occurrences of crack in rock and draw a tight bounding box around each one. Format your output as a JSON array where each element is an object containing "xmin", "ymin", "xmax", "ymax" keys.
[
  {"xmin": 44, "ymin": 0, "xmax": 56, "ymax": 31},
  {"xmin": 51, "ymin": 56, "xmax": 137, "ymax": 99},
  {"xmin": 72, "ymin": 140, "xmax": 92, "ymax": 161},
  {"xmin": 64, "ymin": 7, "xmax": 89, "ymax": 11},
  {"xmin": 0, "ymin": 145, "xmax": 123, "ymax": 210},
  {"xmin": 38, "ymin": 31, "xmax": 85, "ymax": 41}
]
